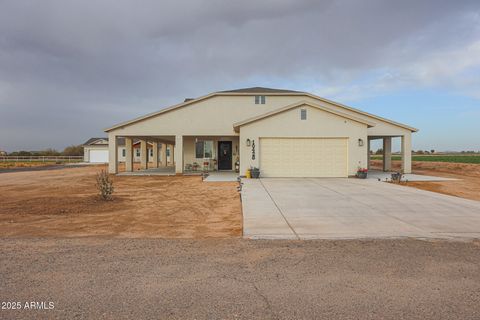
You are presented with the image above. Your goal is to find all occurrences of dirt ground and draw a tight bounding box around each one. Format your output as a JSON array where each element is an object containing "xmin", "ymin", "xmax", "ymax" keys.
[
  {"xmin": 0, "ymin": 165, "xmax": 242, "ymax": 238},
  {"xmin": 1, "ymin": 238, "xmax": 480, "ymax": 319},
  {"xmin": 371, "ymin": 160, "xmax": 480, "ymax": 201}
]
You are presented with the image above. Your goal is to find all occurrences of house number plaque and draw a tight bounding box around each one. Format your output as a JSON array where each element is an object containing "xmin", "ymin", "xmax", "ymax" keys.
[{"xmin": 251, "ymin": 140, "xmax": 255, "ymax": 160}]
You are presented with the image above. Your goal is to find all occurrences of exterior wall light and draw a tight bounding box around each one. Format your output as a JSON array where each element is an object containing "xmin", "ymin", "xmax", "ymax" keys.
[
  {"xmin": 358, "ymin": 138, "xmax": 364, "ymax": 147},
  {"xmin": 246, "ymin": 139, "xmax": 251, "ymax": 147}
]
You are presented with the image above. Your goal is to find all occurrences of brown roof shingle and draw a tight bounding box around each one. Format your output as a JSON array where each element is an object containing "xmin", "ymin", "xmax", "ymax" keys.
[{"xmin": 218, "ymin": 87, "xmax": 305, "ymax": 94}]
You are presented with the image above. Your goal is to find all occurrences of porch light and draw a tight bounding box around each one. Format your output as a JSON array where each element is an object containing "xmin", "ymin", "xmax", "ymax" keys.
[
  {"xmin": 358, "ymin": 138, "xmax": 364, "ymax": 147},
  {"xmin": 246, "ymin": 139, "xmax": 251, "ymax": 147}
]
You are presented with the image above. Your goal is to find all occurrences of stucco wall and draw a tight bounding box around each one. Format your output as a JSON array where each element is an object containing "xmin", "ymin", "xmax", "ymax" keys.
[
  {"xmin": 108, "ymin": 95, "xmax": 413, "ymax": 137},
  {"xmin": 239, "ymin": 105, "xmax": 368, "ymax": 176}
]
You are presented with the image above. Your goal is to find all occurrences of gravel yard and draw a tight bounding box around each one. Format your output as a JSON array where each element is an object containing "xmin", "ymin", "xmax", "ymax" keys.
[{"xmin": 1, "ymin": 238, "xmax": 479, "ymax": 319}]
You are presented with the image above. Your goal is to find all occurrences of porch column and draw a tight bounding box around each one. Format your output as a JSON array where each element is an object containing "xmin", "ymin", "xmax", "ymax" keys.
[
  {"xmin": 171, "ymin": 144, "xmax": 175, "ymax": 165},
  {"xmin": 161, "ymin": 144, "xmax": 167, "ymax": 167},
  {"xmin": 367, "ymin": 138, "xmax": 371, "ymax": 170},
  {"xmin": 140, "ymin": 139, "xmax": 148, "ymax": 170},
  {"xmin": 383, "ymin": 137, "xmax": 392, "ymax": 172},
  {"xmin": 108, "ymin": 133, "xmax": 118, "ymax": 174},
  {"xmin": 152, "ymin": 141, "xmax": 159, "ymax": 168},
  {"xmin": 174, "ymin": 136, "xmax": 183, "ymax": 174},
  {"xmin": 401, "ymin": 133, "xmax": 412, "ymax": 174},
  {"xmin": 125, "ymin": 137, "xmax": 133, "ymax": 172}
]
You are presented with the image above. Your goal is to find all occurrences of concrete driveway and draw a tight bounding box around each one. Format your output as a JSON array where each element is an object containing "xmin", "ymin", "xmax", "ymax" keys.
[{"xmin": 242, "ymin": 178, "xmax": 480, "ymax": 239}]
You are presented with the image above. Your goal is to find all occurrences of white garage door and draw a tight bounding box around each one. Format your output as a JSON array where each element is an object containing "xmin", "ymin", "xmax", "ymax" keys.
[
  {"xmin": 260, "ymin": 138, "xmax": 348, "ymax": 177},
  {"xmin": 89, "ymin": 149, "xmax": 109, "ymax": 163}
]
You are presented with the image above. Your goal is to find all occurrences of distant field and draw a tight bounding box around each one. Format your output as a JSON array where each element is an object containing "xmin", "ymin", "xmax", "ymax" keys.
[
  {"xmin": 371, "ymin": 155, "xmax": 480, "ymax": 164},
  {"xmin": 0, "ymin": 161, "xmax": 60, "ymax": 168}
]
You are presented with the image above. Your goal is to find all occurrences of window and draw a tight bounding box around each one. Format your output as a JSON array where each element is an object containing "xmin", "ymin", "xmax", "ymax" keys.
[
  {"xmin": 255, "ymin": 95, "xmax": 266, "ymax": 104},
  {"xmin": 300, "ymin": 108, "xmax": 307, "ymax": 120},
  {"xmin": 122, "ymin": 149, "xmax": 126, "ymax": 157},
  {"xmin": 166, "ymin": 148, "xmax": 170, "ymax": 157},
  {"xmin": 136, "ymin": 149, "xmax": 140, "ymax": 157},
  {"xmin": 149, "ymin": 149, "xmax": 153, "ymax": 157},
  {"xmin": 195, "ymin": 140, "xmax": 214, "ymax": 158}
]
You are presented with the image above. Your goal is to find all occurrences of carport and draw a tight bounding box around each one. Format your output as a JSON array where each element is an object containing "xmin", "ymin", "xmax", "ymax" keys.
[{"xmin": 367, "ymin": 135, "xmax": 411, "ymax": 172}]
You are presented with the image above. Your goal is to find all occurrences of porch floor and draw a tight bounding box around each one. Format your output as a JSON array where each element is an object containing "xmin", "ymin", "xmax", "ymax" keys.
[
  {"xmin": 117, "ymin": 166, "xmax": 175, "ymax": 176},
  {"xmin": 204, "ymin": 171, "xmax": 239, "ymax": 182}
]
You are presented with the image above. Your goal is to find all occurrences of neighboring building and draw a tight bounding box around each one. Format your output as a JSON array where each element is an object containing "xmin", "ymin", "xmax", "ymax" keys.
[
  {"xmin": 0, "ymin": 150, "xmax": 7, "ymax": 156},
  {"xmin": 82, "ymin": 138, "xmax": 172, "ymax": 164},
  {"xmin": 104, "ymin": 87, "xmax": 417, "ymax": 177}
]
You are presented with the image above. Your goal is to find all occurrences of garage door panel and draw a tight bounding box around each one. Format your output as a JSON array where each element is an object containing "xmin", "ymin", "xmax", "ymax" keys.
[
  {"xmin": 260, "ymin": 138, "xmax": 347, "ymax": 177},
  {"xmin": 89, "ymin": 150, "xmax": 109, "ymax": 163}
]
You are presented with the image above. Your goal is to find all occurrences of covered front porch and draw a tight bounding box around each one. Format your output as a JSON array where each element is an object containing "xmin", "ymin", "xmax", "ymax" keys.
[
  {"xmin": 108, "ymin": 134, "xmax": 240, "ymax": 175},
  {"xmin": 367, "ymin": 134, "xmax": 412, "ymax": 173}
]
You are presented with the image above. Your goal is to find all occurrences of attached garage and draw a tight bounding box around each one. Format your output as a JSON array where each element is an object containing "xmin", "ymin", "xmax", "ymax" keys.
[
  {"xmin": 260, "ymin": 138, "xmax": 348, "ymax": 177},
  {"xmin": 236, "ymin": 101, "xmax": 375, "ymax": 177},
  {"xmin": 89, "ymin": 149, "xmax": 109, "ymax": 163}
]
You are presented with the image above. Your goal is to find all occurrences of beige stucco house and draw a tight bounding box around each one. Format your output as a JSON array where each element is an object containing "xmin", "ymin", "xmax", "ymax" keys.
[{"xmin": 105, "ymin": 87, "xmax": 417, "ymax": 177}]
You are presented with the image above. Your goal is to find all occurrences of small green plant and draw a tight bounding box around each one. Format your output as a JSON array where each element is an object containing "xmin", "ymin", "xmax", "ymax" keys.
[{"xmin": 96, "ymin": 170, "xmax": 114, "ymax": 200}]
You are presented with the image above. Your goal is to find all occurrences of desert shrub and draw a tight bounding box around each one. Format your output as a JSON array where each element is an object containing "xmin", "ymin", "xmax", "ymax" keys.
[{"xmin": 96, "ymin": 170, "xmax": 114, "ymax": 200}]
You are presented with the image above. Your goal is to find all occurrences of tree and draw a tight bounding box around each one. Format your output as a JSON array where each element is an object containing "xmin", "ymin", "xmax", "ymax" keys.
[
  {"xmin": 63, "ymin": 145, "xmax": 84, "ymax": 156},
  {"xmin": 42, "ymin": 148, "xmax": 60, "ymax": 156},
  {"xmin": 9, "ymin": 151, "xmax": 31, "ymax": 156},
  {"xmin": 430, "ymin": 149, "xmax": 435, "ymax": 154},
  {"xmin": 375, "ymin": 148, "xmax": 383, "ymax": 155}
]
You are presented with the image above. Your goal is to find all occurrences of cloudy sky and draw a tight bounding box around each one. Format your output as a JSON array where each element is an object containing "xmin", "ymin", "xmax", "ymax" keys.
[{"xmin": 0, "ymin": 0, "xmax": 479, "ymax": 152}]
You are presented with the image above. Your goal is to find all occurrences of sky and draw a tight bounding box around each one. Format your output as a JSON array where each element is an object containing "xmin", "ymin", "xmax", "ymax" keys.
[{"xmin": 0, "ymin": 0, "xmax": 479, "ymax": 152}]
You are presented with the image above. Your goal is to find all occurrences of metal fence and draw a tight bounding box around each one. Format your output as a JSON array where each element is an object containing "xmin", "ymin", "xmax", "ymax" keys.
[{"xmin": 0, "ymin": 156, "xmax": 84, "ymax": 162}]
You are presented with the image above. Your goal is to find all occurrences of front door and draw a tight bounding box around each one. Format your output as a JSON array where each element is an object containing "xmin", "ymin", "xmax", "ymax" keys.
[{"xmin": 218, "ymin": 141, "xmax": 232, "ymax": 170}]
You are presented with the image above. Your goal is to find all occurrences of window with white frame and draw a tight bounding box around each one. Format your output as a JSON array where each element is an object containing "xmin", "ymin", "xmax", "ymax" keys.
[
  {"xmin": 136, "ymin": 149, "xmax": 140, "ymax": 157},
  {"xmin": 254, "ymin": 95, "xmax": 266, "ymax": 104},
  {"xmin": 122, "ymin": 149, "xmax": 126, "ymax": 157},
  {"xmin": 300, "ymin": 108, "xmax": 307, "ymax": 120},
  {"xmin": 195, "ymin": 140, "xmax": 214, "ymax": 158}
]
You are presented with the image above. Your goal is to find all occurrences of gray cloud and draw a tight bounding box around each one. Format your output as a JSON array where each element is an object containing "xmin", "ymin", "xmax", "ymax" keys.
[{"xmin": 0, "ymin": 0, "xmax": 479, "ymax": 150}]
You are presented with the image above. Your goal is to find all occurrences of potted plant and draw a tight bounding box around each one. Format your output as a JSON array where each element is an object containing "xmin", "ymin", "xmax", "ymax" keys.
[
  {"xmin": 356, "ymin": 167, "xmax": 368, "ymax": 179},
  {"xmin": 250, "ymin": 167, "xmax": 260, "ymax": 179}
]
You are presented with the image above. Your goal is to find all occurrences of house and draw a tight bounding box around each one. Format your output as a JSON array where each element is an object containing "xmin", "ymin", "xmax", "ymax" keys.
[
  {"xmin": 0, "ymin": 150, "xmax": 6, "ymax": 156},
  {"xmin": 104, "ymin": 87, "xmax": 417, "ymax": 177},
  {"xmin": 82, "ymin": 137, "xmax": 173, "ymax": 165}
]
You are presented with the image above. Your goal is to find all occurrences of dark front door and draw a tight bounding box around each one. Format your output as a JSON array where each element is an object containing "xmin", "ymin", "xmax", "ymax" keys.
[{"xmin": 218, "ymin": 141, "xmax": 232, "ymax": 170}]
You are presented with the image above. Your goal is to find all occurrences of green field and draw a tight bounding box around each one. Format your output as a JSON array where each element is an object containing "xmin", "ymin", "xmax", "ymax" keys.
[{"xmin": 371, "ymin": 155, "xmax": 480, "ymax": 164}]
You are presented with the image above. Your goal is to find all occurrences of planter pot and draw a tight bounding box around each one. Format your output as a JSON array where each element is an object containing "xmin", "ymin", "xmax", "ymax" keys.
[
  {"xmin": 357, "ymin": 171, "xmax": 367, "ymax": 179},
  {"xmin": 251, "ymin": 168, "xmax": 260, "ymax": 179}
]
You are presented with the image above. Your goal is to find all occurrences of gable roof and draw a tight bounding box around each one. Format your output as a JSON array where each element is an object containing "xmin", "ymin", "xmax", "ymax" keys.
[
  {"xmin": 218, "ymin": 87, "xmax": 305, "ymax": 94},
  {"xmin": 83, "ymin": 137, "xmax": 108, "ymax": 146},
  {"xmin": 233, "ymin": 100, "xmax": 376, "ymax": 131},
  {"xmin": 105, "ymin": 88, "xmax": 418, "ymax": 132},
  {"xmin": 83, "ymin": 137, "xmax": 126, "ymax": 146}
]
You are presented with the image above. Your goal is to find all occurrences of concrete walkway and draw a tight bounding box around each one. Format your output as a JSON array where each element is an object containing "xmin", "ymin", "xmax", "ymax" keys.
[
  {"xmin": 203, "ymin": 171, "xmax": 239, "ymax": 182},
  {"xmin": 242, "ymin": 178, "xmax": 480, "ymax": 240}
]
